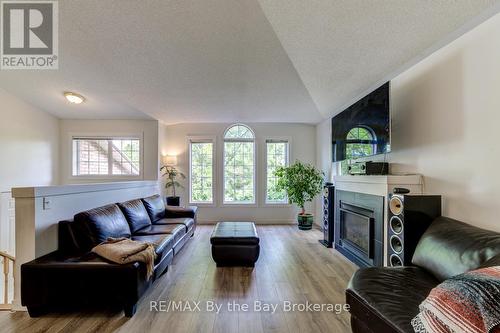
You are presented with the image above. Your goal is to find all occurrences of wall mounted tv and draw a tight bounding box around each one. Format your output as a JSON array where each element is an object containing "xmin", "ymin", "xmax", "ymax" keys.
[{"xmin": 332, "ymin": 82, "xmax": 391, "ymax": 162}]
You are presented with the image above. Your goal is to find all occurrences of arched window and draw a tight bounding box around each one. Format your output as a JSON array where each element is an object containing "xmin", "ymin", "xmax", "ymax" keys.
[
  {"xmin": 223, "ymin": 124, "xmax": 255, "ymax": 204},
  {"xmin": 345, "ymin": 126, "xmax": 377, "ymax": 159}
]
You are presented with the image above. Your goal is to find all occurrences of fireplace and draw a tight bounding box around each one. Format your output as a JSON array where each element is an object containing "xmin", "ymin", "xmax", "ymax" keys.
[{"xmin": 335, "ymin": 190, "xmax": 384, "ymax": 267}]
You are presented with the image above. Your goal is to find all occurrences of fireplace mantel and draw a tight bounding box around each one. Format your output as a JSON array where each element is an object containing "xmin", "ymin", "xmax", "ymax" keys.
[
  {"xmin": 333, "ymin": 175, "xmax": 423, "ymax": 197},
  {"xmin": 333, "ymin": 174, "xmax": 423, "ymax": 266}
]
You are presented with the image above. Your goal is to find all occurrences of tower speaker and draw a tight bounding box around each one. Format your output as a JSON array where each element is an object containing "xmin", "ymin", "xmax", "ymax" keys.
[
  {"xmin": 387, "ymin": 193, "xmax": 441, "ymax": 267},
  {"xmin": 319, "ymin": 183, "xmax": 335, "ymax": 248}
]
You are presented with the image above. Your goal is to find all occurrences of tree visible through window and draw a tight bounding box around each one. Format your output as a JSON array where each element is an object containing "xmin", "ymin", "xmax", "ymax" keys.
[
  {"xmin": 223, "ymin": 124, "xmax": 255, "ymax": 204},
  {"xmin": 189, "ymin": 141, "xmax": 214, "ymax": 203},
  {"xmin": 345, "ymin": 127, "xmax": 376, "ymax": 159},
  {"xmin": 266, "ymin": 140, "xmax": 289, "ymax": 203},
  {"xmin": 72, "ymin": 138, "xmax": 140, "ymax": 176}
]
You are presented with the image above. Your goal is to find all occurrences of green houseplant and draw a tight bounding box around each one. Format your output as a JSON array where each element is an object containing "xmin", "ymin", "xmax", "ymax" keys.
[
  {"xmin": 160, "ymin": 165, "xmax": 186, "ymax": 206},
  {"xmin": 275, "ymin": 161, "xmax": 324, "ymax": 230}
]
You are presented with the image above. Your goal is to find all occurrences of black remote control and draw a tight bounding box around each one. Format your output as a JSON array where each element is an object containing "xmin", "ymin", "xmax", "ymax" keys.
[{"xmin": 393, "ymin": 187, "xmax": 410, "ymax": 194}]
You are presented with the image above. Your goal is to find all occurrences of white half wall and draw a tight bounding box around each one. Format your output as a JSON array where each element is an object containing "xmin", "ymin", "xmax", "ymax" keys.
[
  {"xmin": 59, "ymin": 119, "xmax": 160, "ymax": 184},
  {"xmin": 316, "ymin": 12, "xmax": 500, "ymax": 232},
  {"xmin": 163, "ymin": 122, "xmax": 317, "ymax": 223}
]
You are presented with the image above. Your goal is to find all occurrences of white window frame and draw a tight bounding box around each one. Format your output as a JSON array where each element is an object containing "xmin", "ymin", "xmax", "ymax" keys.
[
  {"xmin": 264, "ymin": 137, "xmax": 291, "ymax": 206},
  {"xmin": 222, "ymin": 124, "xmax": 257, "ymax": 206},
  {"xmin": 188, "ymin": 136, "xmax": 216, "ymax": 206},
  {"xmin": 70, "ymin": 134, "xmax": 143, "ymax": 180}
]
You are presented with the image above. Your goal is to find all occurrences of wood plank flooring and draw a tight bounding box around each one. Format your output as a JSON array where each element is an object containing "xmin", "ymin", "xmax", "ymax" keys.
[{"xmin": 0, "ymin": 225, "xmax": 358, "ymax": 333}]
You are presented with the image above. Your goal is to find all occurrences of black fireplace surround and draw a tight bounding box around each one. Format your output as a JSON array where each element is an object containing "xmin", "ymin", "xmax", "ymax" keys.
[{"xmin": 335, "ymin": 190, "xmax": 384, "ymax": 267}]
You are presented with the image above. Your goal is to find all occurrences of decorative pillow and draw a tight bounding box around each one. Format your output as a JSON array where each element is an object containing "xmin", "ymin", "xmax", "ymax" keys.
[{"xmin": 412, "ymin": 266, "xmax": 500, "ymax": 333}]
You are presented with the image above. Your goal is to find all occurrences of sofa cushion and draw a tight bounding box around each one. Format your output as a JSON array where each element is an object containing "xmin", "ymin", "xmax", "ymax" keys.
[
  {"xmin": 412, "ymin": 217, "xmax": 500, "ymax": 281},
  {"xmin": 135, "ymin": 224, "xmax": 185, "ymax": 236},
  {"xmin": 347, "ymin": 266, "xmax": 439, "ymax": 333},
  {"xmin": 74, "ymin": 204, "xmax": 131, "ymax": 246},
  {"xmin": 132, "ymin": 234, "xmax": 175, "ymax": 264},
  {"xmin": 141, "ymin": 195, "xmax": 166, "ymax": 222},
  {"xmin": 154, "ymin": 217, "xmax": 195, "ymax": 232},
  {"xmin": 137, "ymin": 224, "xmax": 186, "ymax": 244},
  {"xmin": 118, "ymin": 199, "xmax": 152, "ymax": 233}
]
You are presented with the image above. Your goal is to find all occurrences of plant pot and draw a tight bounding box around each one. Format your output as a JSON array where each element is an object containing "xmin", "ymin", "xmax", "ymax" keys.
[
  {"xmin": 297, "ymin": 213, "xmax": 314, "ymax": 230},
  {"xmin": 166, "ymin": 196, "xmax": 180, "ymax": 206}
]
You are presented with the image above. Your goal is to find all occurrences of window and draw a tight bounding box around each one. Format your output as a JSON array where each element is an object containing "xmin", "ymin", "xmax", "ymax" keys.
[
  {"xmin": 223, "ymin": 124, "xmax": 255, "ymax": 204},
  {"xmin": 345, "ymin": 127, "xmax": 377, "ymax": 160},
  {"xmin": 189, "ymin": 139, "xmax": 214, "ymax": 204},
  {"xmin": 266, "ymin": 140, "xmax": 289, "ymax": 204},
  {"xmin": 72, "ymin": 138, "xmax": 141, "ymax": 176}
]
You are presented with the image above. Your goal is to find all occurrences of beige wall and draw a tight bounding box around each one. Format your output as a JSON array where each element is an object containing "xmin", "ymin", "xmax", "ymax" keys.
[
  {"xmin": 315, "ymin": 119, "xmax": 331, "ymax": 224},
  {"xmin": 0, "ymin": 88, "xmax": 59, "ymax": 191},
  {"xmin": 163, "ymin": 122, "xmax": 317, "ymax": 223},
  {"xmin": 158, "ymin": 122, "xmax": 169, "ymax": 197},
  {"xmin": 59, "ymin": 119, "xmax": 160, "ymax": 184},
  {"xmin": 316, "ymin": 12, "xmax": 500, "ymax": 232}
]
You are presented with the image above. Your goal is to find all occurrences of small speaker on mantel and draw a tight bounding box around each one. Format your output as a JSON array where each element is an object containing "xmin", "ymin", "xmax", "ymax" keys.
[
  {"xmin": 319, "ymin": 183, "xmax": 335, "ymax": 248},
  {"xmin": 387, "ymin": 194, "xmax": 441, "ymax": 267}
]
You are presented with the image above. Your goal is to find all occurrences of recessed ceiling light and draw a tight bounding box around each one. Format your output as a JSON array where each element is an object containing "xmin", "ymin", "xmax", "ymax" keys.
[{"xmin": 64, "ymin": 92, "xmax": 85, "ymax": 104}]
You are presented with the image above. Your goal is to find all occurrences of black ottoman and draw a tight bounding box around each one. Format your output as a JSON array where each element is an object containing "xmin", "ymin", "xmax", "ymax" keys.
[{"xmin": 210, "ymin": 222, "xmax": 260, "ymax": 267}]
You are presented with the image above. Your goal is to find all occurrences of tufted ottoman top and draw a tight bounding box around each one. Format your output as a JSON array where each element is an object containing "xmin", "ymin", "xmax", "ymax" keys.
[{"xmin": 210, "ymin": 222, "xmax": 259, "ymax": 245}]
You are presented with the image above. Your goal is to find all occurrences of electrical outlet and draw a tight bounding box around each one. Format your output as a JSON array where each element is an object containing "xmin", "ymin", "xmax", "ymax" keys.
[{"xmin": 43, "ymin": 197, "xmax": 51, "ymax": 210}]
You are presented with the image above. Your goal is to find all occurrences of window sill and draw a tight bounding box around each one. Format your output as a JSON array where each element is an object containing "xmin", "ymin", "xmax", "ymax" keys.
[
  {"xmin": 263, "ymin": 203, "xmax": 292, "ymax": 208},
  {"xmin": 188, "ymin": 202, "xmax": 215, "ymax": 207},
  {"xmin": 222, "ymin": 202, "xmax": 257, "ymax": 208},
  {"xmin": 68, "ymin": 175, "xmax": 143, "ymax": 182}
]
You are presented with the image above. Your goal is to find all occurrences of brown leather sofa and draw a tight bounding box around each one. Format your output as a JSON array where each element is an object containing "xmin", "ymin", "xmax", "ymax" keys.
[
  {"xmin": 346, "ymin": 216, "xmax": 500, "ymax": 333},
  {"xmin": 21, "ymin": 194, "xmax": 197, "ymax": 317}
]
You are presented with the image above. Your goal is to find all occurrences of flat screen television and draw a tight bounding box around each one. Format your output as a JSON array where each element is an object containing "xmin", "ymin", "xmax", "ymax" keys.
[{"xmin": 332, "ymin": 82, "xmax": 391, "ymax": 162}]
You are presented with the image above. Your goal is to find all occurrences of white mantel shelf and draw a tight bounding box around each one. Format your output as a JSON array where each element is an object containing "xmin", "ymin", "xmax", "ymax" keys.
[
  {"xmin": 334, "ymin": 174, "xmax": 423, "ymax": 185},
  {"xmin": 334, "ymin": 174, "xmax": 423, "ymax": 198},
  {"xmin": 12, "ymin": 180, "xmax": 159, "ymax": 198}
]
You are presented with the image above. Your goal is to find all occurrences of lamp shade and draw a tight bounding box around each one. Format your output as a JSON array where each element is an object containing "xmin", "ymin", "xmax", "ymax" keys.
[{"xmin": 163, "ymin": 155, "xmax": 177, "ymax": 166}]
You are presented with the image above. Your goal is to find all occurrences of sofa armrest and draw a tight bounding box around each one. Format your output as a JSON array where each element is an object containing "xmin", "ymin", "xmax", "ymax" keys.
[
  {"xmin": 164, "ymin": 205, "xmax": 198, "ymax": 219},
  {"xmin": 479, "ymin": 254, "xmax": 500, "ymax": 268},
  {"xmin": 21, "ymin": 251, "xmax": 148, "ymax": 309}
]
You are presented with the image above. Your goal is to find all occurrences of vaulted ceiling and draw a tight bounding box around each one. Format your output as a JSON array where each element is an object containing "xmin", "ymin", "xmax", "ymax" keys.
[{"xmin": 1, "ymin": 0, "xmax": 499, "ymax": 123}]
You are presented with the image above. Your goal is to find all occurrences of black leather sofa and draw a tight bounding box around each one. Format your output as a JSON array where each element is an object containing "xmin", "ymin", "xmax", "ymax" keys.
[
  {"xmin": 21, "ymin": 194, "xmax": 197, "ymax": 317},
  {"xmin": 346, "ymin": 217, "xmax": 500, "ymax": 333}
]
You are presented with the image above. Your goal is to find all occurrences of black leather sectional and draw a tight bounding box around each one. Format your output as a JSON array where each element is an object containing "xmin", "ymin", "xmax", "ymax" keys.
[
  {"xmin": 21, "ymin": 194, "xmax": 197, "ymax": 317},
  {"xmin": 346, "ymin": 216, "xmax": 500, "ymax": 333}
]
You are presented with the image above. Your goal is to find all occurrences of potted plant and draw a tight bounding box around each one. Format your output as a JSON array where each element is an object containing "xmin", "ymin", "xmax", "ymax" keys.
[
  {"xmin": 161, "ymin": 165, "xmax": 186, "ymax": 206},
  {"xmin": 275, "ymin": 161, "xmax": 324, "ymax": 230}
]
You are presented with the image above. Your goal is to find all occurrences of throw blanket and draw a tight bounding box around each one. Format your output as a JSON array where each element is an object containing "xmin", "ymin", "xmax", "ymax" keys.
[
  {"xmin": 412, "ymin": 266, "xmax": 500, "ymax": 333},
  {"xmin": 92, "ymin": 237, "xmax": 156, "ymax": 279}
]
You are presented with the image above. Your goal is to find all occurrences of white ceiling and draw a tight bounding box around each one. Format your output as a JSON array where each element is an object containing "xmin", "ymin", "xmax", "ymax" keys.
[
  {"xmin": 257, "ymin": 0, "xmax": 500, "ymax": 118},
  {"xmin": 0, "ymin": 0, "xmax": 499, "ymax": 123}
]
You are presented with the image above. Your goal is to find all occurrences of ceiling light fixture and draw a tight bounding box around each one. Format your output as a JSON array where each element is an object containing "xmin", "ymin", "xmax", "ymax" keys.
[{"xmin": 64, "ymin": 92, "xmax": 85, "ymax": 104}]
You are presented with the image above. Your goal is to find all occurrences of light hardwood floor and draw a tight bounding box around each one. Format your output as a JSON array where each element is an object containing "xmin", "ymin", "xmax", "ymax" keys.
[{"xmin": 0, "ymin": 225, "xmax": 358, "ymax": 333}]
